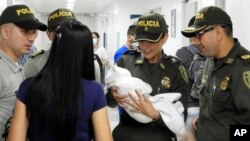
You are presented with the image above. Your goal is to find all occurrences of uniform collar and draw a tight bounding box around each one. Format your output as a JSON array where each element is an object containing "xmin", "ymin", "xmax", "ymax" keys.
[
  {"xmin": 214, "ymin": 38, "xmax": 242, "ymax": 69},
  {"xmin": 0, "ymin": 50, "xmax": 21, "ymax": 73},
  {"xmin": 134, "ymin": 50, "xmax": 167, "ymax": 70}
]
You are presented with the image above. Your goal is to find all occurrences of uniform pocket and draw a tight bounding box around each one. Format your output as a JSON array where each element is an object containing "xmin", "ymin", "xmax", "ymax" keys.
[
  {"xmin": 212, "ymin": 90, "xmax": 232, "ymax": 119},
  {"xmin": 213, "ymin": 90, "xmax": 231, "ymax": 102}
]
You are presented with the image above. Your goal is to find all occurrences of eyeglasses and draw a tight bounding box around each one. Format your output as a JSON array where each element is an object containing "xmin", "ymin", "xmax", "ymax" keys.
[
  {"xmin": 196, "ymin": 25, "xmax": 227, "ymax": 39},
  {"xmin": 196, "ymin": 27, "xmax": 216, "ymax": 38}
]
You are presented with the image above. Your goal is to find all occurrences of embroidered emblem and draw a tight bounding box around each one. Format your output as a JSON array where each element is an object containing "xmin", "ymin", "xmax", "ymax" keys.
[
  {"xmin": 243, "ymin": 71, "xmax": 250, "ymax": 89},
  {"xmin": 161, "ymin": 76, "xmax": 170, "ymax": 89},
  {"xmin": 220, "ymin": 76, "xmax": 230, "ymax": 90},
  {"xmin": 179, "ymin": 66, "xmax": 189, "ymax": 83}
]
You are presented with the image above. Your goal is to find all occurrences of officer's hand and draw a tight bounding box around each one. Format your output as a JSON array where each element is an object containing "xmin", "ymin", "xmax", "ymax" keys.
[
  {"xmin": 128, "ymin": 90, "xmax": 160, "ymax": 119},
  {"xmin": 192, "ymin": 118, "xmax": 199, "ymax": 133},
  {"xmin": 110, "ymin": 87, "xmax": 128, "ymax": 107}
]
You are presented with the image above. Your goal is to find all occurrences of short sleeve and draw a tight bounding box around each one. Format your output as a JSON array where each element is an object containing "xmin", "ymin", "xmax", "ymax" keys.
[
  {"xmin": 93, "ymin": 83, "xmax": 107, "ymax": 112},
  {"xmin": 16, "ymin": 78, "xmax": 32, "ymax": 104}
]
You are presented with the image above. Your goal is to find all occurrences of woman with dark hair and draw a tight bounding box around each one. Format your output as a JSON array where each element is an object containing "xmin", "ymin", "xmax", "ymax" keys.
[{"xmin": 7, "ymin": 20, "xmax": 113, "ymax": 141}]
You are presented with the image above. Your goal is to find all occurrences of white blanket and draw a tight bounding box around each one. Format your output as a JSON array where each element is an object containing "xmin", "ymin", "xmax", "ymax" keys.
[{"xmin": 106, "ymin": 66, "xmax": 187, "ymax": 137}]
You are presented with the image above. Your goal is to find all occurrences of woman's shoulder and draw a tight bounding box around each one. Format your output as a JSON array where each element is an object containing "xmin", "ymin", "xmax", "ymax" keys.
[
  {"xmin": 20, "ymin": 77, "xmax": 33, "ymax": 89},
  {"xmin": 82, "ymin": 78, "xmax": 99, "ymax": 84},
  {"xmin": 81, "ymin": 79, "xmax": 106, "ymax": 106},
  {"xmin": 82, "ymin": 79, "xmax": 103, "ymax": 90}
]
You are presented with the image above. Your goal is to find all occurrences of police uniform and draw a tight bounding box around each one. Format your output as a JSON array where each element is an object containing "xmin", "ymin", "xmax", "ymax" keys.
[
  {"xmin": 0, "ymin": 51, "xmax": 23, "ymax": 140},
  {"xmin": 23, "ymin": 8, "xmax": 102, "ymax": 83},
  {"xmin": 180, "ymin": 6, "xmax": 250, "ymax": 141},
  {"xmin": 23, "ymin": 49, "xmax": 47, "ymax": 78},
  {"xmin": 0, "ymin": 4, "xmax": 47, "ymax": 140},
  {"xmin": 23, "ymin": 49, "xmax": 102, "ymax": 83},
  {"xmin": 106, "ymin": 50, "xmax": 189, "ymax": 141},
  {"xmin": 196, "ymin": 39, "xmax": 250, "ymax": 141}
]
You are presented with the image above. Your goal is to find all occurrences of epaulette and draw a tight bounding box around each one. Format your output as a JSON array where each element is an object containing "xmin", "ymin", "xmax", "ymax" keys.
[
  {"xmin": 31, "ymin": 50, "xmax": 45, "ymax": 59},
  {"xmin": 123, "ymin": 49, "xmax": 141, "ymax": 55},
  {"xmin": 240, "ymin": 54, "xmax": 250, "ymax": 60},
  {"xmin": 238, "ymin": 48, "xmax": 250, "ymax": 64},
  {"xmin": 239, "ymin": 54, "xmax": 250, "ymax": 64},
  {"xmin": 166, "ymin": 55, "xmax": 181, "ymax": 63}
]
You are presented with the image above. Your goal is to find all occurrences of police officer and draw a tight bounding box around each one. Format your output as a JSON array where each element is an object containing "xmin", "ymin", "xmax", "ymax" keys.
[
  {"xmin": 106, "ymin": 12, "xmax": 189, "ymax": 141},
  {"xmin": 23, "ymin": 8, "xmax": 74, "ymax": 78},
  {"xmin": 0, "ymin": 4, "xmax": 47, "ymax": 141},
  {"xmin": 23, "ymin": 9, "xmax": 102, "ymax": 84},
  {"xmin": 182, "ymin": 6, "xmax": 250, "ymax": 141}
]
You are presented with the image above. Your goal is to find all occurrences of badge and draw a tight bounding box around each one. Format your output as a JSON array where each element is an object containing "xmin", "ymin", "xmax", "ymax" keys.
[
  {"xmin": 243, "ymin": 71, "xmax": 250, "ymax": 89},
  {"xmin": 161, "ymin": 76, "xmax": 170, "ymax": 89},
  {"xmin": 179, "ymin": 66, "xmax": 189, "ymax": 84},
  {"xmin": 226, "ymin": 58, "xmax": 234, "ymax": 64},
  {"xmin": 220, "ymin": 76, "xmax": 230, "ymax": 90},
  {"xmin": 135, "ymin": 58, "xmax": 143, "ymax": 64}
]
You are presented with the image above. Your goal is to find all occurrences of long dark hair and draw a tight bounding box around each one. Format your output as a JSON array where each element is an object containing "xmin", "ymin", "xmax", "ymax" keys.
[{"xmin": 25, "ymin": 20, "xmax": 95, "ymax": 141}]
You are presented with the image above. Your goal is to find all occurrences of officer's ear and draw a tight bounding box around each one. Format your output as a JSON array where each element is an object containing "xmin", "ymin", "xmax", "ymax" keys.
[
  {"xmin": 0, "ymin": 24, "xmax": 10, "ymax": 39},
  {"xmin": 215, "ymin": 26, "xmax": 224, "ymax": 41}
]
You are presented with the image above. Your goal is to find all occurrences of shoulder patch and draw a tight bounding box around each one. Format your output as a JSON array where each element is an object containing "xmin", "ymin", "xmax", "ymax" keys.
[
  {"xmin": 166, "ymin": 55, "xmax": 181, "ymax": 63},
  {"xmin": 239, "ymin": 54, "xmax": 250, "ymax": 64},
  {"xmin": 179, "ymin": 66, "xmax": 189, "ymax": 84},
  {"xmin": 243, "ymin": 71, "xmax": 250, "ymax": 89},
  {"xmin": 31, "ymin": 50, "xmax": 45, "ymax": 58}
]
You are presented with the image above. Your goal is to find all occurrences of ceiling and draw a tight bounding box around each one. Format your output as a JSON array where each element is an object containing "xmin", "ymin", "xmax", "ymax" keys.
[{"xmin": 14, "ymin": 0, "xmax": 115, "ymax": 14}]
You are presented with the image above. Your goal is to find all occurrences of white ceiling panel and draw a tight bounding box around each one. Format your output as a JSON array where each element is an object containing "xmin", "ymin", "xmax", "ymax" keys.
[{"xmin": 13, "ymin": 0, "xmax": 115, "ymax": 14}]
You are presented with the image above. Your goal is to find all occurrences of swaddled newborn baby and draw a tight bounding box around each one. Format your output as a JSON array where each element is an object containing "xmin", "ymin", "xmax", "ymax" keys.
[
  {"xmin": 106, "ymin": 66, "xmax": 187, "ymax": 139},
  {"xmin": 106, "ymin": 66, "xmax": 153, "ymax": 123}
]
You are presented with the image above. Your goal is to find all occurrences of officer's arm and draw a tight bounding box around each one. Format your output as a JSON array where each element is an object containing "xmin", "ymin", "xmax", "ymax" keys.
[
  {"xmin": 232, "ymin": 68, "xmax": 250, "ymax": 124},
  {"xmin": 172, "ymin": 64, "xmax": 189, "ymax": 120}
]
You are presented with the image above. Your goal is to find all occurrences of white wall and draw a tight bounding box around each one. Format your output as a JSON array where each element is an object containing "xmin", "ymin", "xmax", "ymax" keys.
[
  {"xmin": 96, "ymin": 0, "xmax": 161, "ymax": 64},
  {"xmin": 95, "ymin": 0, "xmax": 250, "ymax": 62},
  {"xmin": 226, "ymin": 0, "xmax": 250, "ymax": 48},
  {"xmin": 32, "ymin": 13, "xmax": 97, "ymax": 51},
  {"xmin": 3, "ymin": 0, "xmax": 248, "ymax": 55}
]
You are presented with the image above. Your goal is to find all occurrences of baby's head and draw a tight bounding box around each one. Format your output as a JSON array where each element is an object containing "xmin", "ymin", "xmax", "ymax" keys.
[
  {"xmin": 106, "ymin": 66, "xmax": 131, "ymax": 86},
  {"xmin": 106, "ymin": 66, "xmax": 152, "ymax": 97}
]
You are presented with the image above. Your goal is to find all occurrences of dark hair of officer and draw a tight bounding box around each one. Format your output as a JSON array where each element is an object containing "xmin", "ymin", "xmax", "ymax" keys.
[
  {"xmin": 127, "ymin": 25, "xmax": 137, "ymax": 36},
  {"xmin": 223, "ymin": 25, "xmax": 233, "ymax": 37},
  {"xmin": 25, "ymin": 19, "xmax": 94, "ymax": 141}
]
